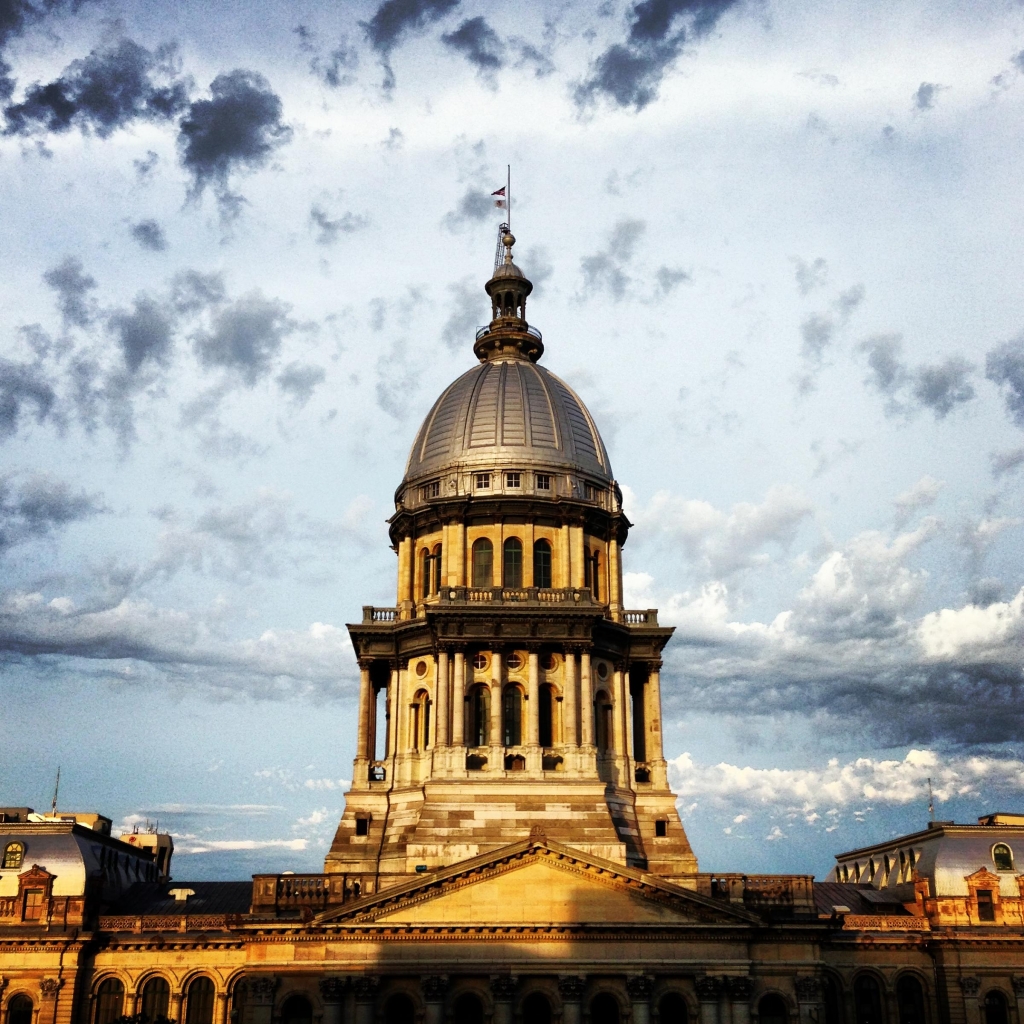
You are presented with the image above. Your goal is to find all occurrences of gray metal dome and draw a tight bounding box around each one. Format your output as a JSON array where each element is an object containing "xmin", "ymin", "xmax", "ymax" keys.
[{"xmin": 402, "ymin": 357, "xmax": 613, "ymax": 487}]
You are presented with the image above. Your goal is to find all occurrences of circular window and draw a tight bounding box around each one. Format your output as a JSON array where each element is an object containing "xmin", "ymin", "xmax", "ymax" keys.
[
  {"xmin": 506, "ymin": 652, "xmax": 523, "ymax": 670},
  {"xmin": 472, "ymin": 652, "xmax": 489, "ymax": 671},
  {"xmin": 596, "ymin": 661, "xmax": 609, "ymax": 680},
  {"xmin": 541, "ymin": 652, "xmax": 557, "ymax": 671},
  {"xmin": 415, "ymin": 660, "xmax": 427, "ymax": 677}
]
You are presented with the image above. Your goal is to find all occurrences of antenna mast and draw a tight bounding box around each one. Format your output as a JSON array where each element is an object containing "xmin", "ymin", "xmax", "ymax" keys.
[
  {"xmin": 927, "ymin": 777, "xmax": 935, "ymax": 822},
  {"xmin": 51, "ymin": 766, "xmax": 60, "ymax": 816}
]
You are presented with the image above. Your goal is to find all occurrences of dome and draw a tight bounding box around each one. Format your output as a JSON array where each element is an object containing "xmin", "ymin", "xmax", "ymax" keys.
[{"xmin": 402, "ymin": 357, "xmax": 613, "ymax": 489}]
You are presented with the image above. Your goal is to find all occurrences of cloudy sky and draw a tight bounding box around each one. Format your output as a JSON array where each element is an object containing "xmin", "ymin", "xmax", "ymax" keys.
[{"xmin": 2, "ymin": 0, "xmax": 1024, "ymax": 881}]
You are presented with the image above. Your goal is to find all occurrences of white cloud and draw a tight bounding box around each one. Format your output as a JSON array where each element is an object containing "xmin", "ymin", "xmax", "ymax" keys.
[
  {"xmin": 175, "ymin": 838, "xmax": 308, "ymax": 854},
  {"xmin": 918, "ymin": 587, "xmax": 1024, "ymax": 659},
  {"xmin": 303, "ymin": 777, "xmax": 351, "ymax": 791},
  {"xmin": 894, "ymin": 475, "xmax": 944, "ymax": 526}
]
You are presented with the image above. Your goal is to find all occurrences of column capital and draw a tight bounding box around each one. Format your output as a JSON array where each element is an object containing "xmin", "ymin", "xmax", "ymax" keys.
[
  {"xmin": 247, "ymin": 977, "xmax": 278, "ymax": 1005},
  {"xmin": 319, "ymin": 979, "xmax": 347, "ymax": 1003},
  {"xmin": 39, "ymin": 979, "xmax": 64, "ymax": 999},
  {"xmin": 1011, "ymin": 977, "xmax": 1024, "ymax": 998},
  {"xmin": 490, "ymin": 976, "xmax": 518, "ymax": 1000},
  {"xmin": 352, "ymin": 975, "xmax": 380, "ymax": 1001},
  {"xmin": 794, "ymin": 978, "xmax": 820, "ymax": 1002},
  {"xmin": 422, "ymin": 976, "xmax": 449, "ymax": 1002},
  {"xmin": 728, "ymin": 977, "xmax": 755, "ymax": 1001},
  {"xmin": 647, "ymin": 659, "xmax": 663, "ymax": 672},
  {"xmin": 626, "ymin": 976, "xmax": 654, "ymax": 1000},
  {"xmin": 695, "ymin": 977, "xmax": 722, "ymax": 1001},
  {"xmin": 960, "ymin": 978, "xmax": 981, "ymax": 997},
  {"xmin": 358, "ymin": 657, "xmax": 374, "ymax": 670},
  {"xmin": 558, "ymin": 977, "xmax": 586, "ymax": 999}
]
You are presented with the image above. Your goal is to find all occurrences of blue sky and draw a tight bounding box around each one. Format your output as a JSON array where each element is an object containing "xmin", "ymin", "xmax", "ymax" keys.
[{"xmin": 1, "ymin": 0, "xmax": 1023, "ymax": 881}]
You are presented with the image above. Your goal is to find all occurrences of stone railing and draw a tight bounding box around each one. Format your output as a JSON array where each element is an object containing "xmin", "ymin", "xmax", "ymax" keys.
[
  {"xmin": 623, "ymin": 609, "xmax": 659, "ymax": 626},
  {"xmin": 97, "ymin": 914, "xmax": 232, "ymax": 932},
  {"xmin": 362, "ymin": 606, "xmax": 398, "ymax": 623},
  {"xmin": 439, "ymin": 587, "xmax": 597, "ymax": 607},
  {"xmin": 250, "ymin": 873, "xmax": 371, "ymax": 914},
  {"xmin": 696, "ymin": 873, "xmax": 816, "ymax": 914},
  {"xmin": 842, "ymin": 915, "xmax": 930, "ymax": 931}
]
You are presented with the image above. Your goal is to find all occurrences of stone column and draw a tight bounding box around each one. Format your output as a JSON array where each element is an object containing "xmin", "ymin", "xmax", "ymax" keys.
[
  {"xmin": 728, "ymin": 978, "xmax": 754, "ymax": 1024},
  {"xmin": 436, "ymin": 649, "xmax": 450, "ymax": 748},
  {"xmin": 524, "ymin": 520, "xmax": 535, "ymax": 587},
  {"xmin": 40, "ymin": 979, "xmax": 64, "ymax": 1024},
  {"xmin": 170, "ymin": 993, "xmax": 183, "ymax": 1023},
  {"xmin": 564, "ymin": 650, "xmax": 578, "ymax": 749},
  {"xmin": 612, "ymin": 666, "xmax": 627, "ymax": 760},
  {"xmin": 628, "ymin": 977, "xmax": 654, "ymax": 1024},
  {"xmin": 215, "ymin": 994, "xmax": 229, "ymax": 1024},
  {"xmin": 398, "ymin": 535, "xmax": 413, "ymax": 616},
  {"xmin": 319, "ymin": 980, "xmax": 345, "ymax": 1024},
  {"xmin": 1011, "ymin": 978, "xmax": 1024, "ymax": 1024},
  {"xmin": 452, "ymin": 651, "xmax": 466, "ymax": 747},
  {"xmin": 528, "ymin": 650, "xmax": 541, "ymax": 746},
  {"xmin": 247, "ymin": 978, "xmax": 277, "ymax": 1024},
  {"xmin": 570, "ymin": 523, "xmax": 585, "ymax": 588},
  {"xmin": 422, "ymin": 977, "xmax": 448, "ymax": 1024},
  {"xmin": 608, "ymin": 536, "xmax": 622, "ymax": 619},
  {"xmin": 491, "ymin": 649, "xmax": 504, "ymax": 762},
  {"xmin": 559, "ymin": 978, "xmax": 586, "ymax": 1024},
  {"xmin": 356, "ymin": 660, "xmax": 373, "ymax": 763},
  {"xmin": 398, "ymin": 661, "xmax": 410, "ymax": 754},
  {"xmin": 560, "ymin": 522, "xmax": 571, "ymax": 589},
  {"xmin": 580, "ymin": 650, "xmax": 594, "ymax": 747},
  {"xmin": 490, "ymin": 977, "xmax": 517, "ymax": 1024},
  {"xmin": 352, "ymin": 977, "xmax": 378, "ymax": 1024},
  {"xmin": 961, "ymin": 978, "xmax": 982, "ymax": 1024},
  {"xmin": 647, "ymin": 661, "xmax": 665, "ymax": 760},
  {"xmin": 696, "ymin": 977, "xmax": 721, "ymax": 1024},
  {"xmin": 795, "ymin": 978, "xmax": 822, "ymax": 1024},
  {"xmin": 386, "ymin": 665, "xmax": 399, "ymax": 759},
  {"xmin": 454, "ymin": 519, "xmax": 466, "ymax": 586}
]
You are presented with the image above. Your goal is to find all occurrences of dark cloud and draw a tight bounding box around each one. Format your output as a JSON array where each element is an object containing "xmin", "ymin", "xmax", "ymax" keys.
[
  {"xmin": 193, "ymin": 291, "xmax": 296, "ymax": 385},
  {"xmin": 799, "ymin": 313, "xmax": 833, "ymax": 363},
  {"xmin": 178, "ymin": 70, "xmax": 292, "ymax": 213},
  {"xmin": 382, "ymin": 126, "xmax": 404, "ymax": 149},
  {"xmin": 170, "ymin": 269, "xmax": 225, "ymax": 315},
  {"xmin": 314, "ymin": 42, "xmax": 359, "ymax": 88},
  {"xmin": 3, "ymin": 38, "xmax": 189, "ymax": 137},
  {"xmin": 985, "ymin": 336, "xmax": 1024, "ymax": 427},
  {"xmin": 913, "ymin": 81, "xmax": 945, "ymax": 110},
  {"xmin": 580, "ymin": 218, "xmax": 646, "ymax": 300},
  {"xmin": 0, "ymin": 0, "xmax": 93, "ymax": 102},
  {"xmin": 442, "ymin": 188, "xmax": 493, "ymax": 230},
  {"xmin": 0, "ymin": 472, "xmax": 101, "ymax": 551},
  {"xmin": 655, "ymin": 265, "xmax": 690, "ymax": 294},
  {"xmin": 276, "ymin": 362, "xmax": 326, "ymax": 407},
  {"xmin": 362, "ymin": 0, "xmax": 460, "ymax": 89},
  {"xmin": 575, "ymin": 0, "xmax": 742, "ymax": 111},
  {"xmin": 0, "ymin": 359, "xmax": 57, "ymax": 439},
  {"xmin": 43, "ymin": 255, "xmax": 96, "ymax": 327},
  {"xmin": 441, "ymin": 277, "xmax": 485, "ymax": 352},
  {"xmin": 130, "ymin": 218, "xmax": 168, "ymax": 252},
  {"xmin": 991, "ymin": 447, "xmax": 1024, "ymax": 477},
  {"xmin": 514, "ymin": 41, "xmax": 555, "ymax": 77},
  {"xmin": 108, "ymin": 294, "xmax": 174, "ymax": 373},
  {"xmin": 442, "ymin": 17, "xmax": 503, "ymax": 78},
  {"xmin": 133, "ymin": 149, "xmax": 158, "ymax": 179},
  {"xmin": 860, "ymin": 335, "xmax": 976, "ymax": 419},
  {"xmin": 1013, "ymin": 50, "xmax": 1024, "ymax": 74},
  {"xmin": 793, "ymin": 256, "xmax": 828, "ymax": 295},
  {"xmin": 310, "ymin": 204, "xmax": 369, "ymax": 245}
]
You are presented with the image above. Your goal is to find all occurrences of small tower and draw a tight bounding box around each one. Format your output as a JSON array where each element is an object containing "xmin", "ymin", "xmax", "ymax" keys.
[{"xmin": 327, "ymin": 232, "xmax": 697, "ymax": 893}]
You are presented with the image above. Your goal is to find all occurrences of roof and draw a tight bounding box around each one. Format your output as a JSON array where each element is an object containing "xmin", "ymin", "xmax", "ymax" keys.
[
  {"xmin": 813, "ymin": 882, "xmax": 910, "ymax": 915},
  {"xmin": 402, "ymin": 358, "xmax": 613, "ymax": 488},
  {"xmin": 107, "ymin": 881, "xmax": 252, "ymax": 915}
]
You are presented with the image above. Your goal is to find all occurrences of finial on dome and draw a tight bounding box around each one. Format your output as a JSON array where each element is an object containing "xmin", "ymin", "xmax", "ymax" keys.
[{"xmin": 477, "ymin": 223, "xmax": 541, "ymax": 363}]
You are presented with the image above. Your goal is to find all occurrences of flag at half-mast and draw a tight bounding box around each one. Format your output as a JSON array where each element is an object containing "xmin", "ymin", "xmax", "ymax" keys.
[{"xmin": 491, "ymin": 186, "xmax": 506, "ymax": 209}]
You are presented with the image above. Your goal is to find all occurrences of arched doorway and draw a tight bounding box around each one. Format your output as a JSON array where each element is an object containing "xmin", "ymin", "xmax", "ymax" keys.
[
  {"xmin": 7, "ymin": 996, "xmax": 33, "ymax": 1024},
  {"xmin": 95, "ymin": 979, "xmax": 125, "ymax": 1024},
  {"xmin": 591, "ymin": 993, "xmax": 620, "ymax": 1024},
  {"xmin": 453, "ymin": 993, "xmax": 484, "ymax": 1024},
  {"xmin": 854, "ymin": 975, "xmax": 884, "ymax": 1024},
  {"xmin": 759, "ymin": 995, "xmax": 789, "ymax": 1024},
  {"xmin": 280, "ymin": 996, "xmax": 313, "ymax": 1024},
  {"xmin": 984, "ymin": 992, "xmax": 1009, "ymax": 1024},
  {"xmin": 186, "ymin": 978, "xmax": 215, "ymax": 1024},
  {"xmin": 659, "ymin": 992, "xmax": 689, "ymax": 1024},
  {"xmin": 896, "ymin": 977, "xmax": 925, "ymax": 1024},
  {"xmin": 141, "ymin": 977, "xmax": 171, "ymax": 1021},
  {"xmin": 384, "ymin": 994, "xmax": 415, "ymax": 1024},
  {"xmin": 522, "ymin": 992, "xmax": 552, "ymax": 1024}
]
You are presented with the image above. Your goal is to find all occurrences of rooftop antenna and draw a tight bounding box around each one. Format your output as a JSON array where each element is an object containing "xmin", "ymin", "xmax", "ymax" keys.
[
  {"xmin": 927, "ymin": 777, "xmax": 935, "ymax": 822},
  {"xmin": 51, "ymin": 766, "xmax": 60, "ymax": 816}
]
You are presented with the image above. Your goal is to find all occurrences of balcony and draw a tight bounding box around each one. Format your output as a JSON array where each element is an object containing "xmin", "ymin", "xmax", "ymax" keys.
[
  {"xmin": 439, "ymin": 586, "xmax": 597, "ymax": 607},
  {"xmin": 250, "ymin": 872, "xmax": 371, "ymax": 915}
]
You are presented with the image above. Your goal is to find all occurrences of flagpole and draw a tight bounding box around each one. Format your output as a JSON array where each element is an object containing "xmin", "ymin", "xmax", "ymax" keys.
[{"xmin": 507, "ymin": 164, "xmax": 511, "ymax": 233}]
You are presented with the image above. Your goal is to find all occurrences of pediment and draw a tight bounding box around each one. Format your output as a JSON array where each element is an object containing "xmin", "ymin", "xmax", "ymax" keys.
[{"xmin": 318, "ymin": 839, "xmax": 757, "ymax": 928}]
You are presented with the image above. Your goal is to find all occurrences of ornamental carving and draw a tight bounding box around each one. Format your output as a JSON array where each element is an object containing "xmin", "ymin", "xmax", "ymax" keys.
[
  {"xmin": 695, "ymin": 977, "xmax": 722, "ymax": 1000},
  {"xmin": 318, "ymin": 979, "xmax": 346, "ymax": 1003},
  {"xmin": 729, "ymin": 978, "xmax": 755, "ymax": 1000},
  {"xmin": 558, "ymin": 977, "xmax": 586, "ymax": 1000},
  {"xmin": 248, "ymin": 978, "xmax": 278, "ymax": 1003},
  {"xmin": 40, "ymin": 979, "xmax": 64, "ymax": 998},
  {"xmin": 795, "ymin": 978, "xmax": 822, "ymax": 1001},
  {"xmin": 960, "ymin": 978, "xmax": 981, "ymax": 997},
  {"xmin": 352, "ymin": 976, "xmax": 379, "ymax": 1001},
  {"xmin": 626, "ymin": 976, "xmax": 654, "ymax": 1000},
  {"xmin": 422, "ymin": 977, "xmax": 448, "ymax": 1001},
  {"xmin": 490, "ymin": 976, "xmax": 518, "ymax": 1000},
  {"xmin": 1012, "ymin": 978, "xmax": 1024, "ymax": 998}
]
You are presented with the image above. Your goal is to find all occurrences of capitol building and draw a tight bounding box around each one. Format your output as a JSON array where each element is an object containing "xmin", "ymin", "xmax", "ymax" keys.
[{"xmin": 2, "ymin": 232, "xmax": 1024, "ymax": 1024}]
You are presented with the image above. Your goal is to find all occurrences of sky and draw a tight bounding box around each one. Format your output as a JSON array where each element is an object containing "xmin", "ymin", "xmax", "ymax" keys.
[{"xmin": 1, "ymin": 0, "xmax": 1024, "ymax": 882}]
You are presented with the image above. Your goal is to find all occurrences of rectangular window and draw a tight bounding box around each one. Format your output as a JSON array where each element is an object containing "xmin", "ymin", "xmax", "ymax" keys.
[
  {"xmin": 474, "ymin": 473, "xmax": 491, "ymax": 490},
  {"xmin": 977, "ymin": 888, "xmax": 995, "ymax": 921},
  {"xmin": 22, "ymin": 888, "xmax": 45, "ymax": 920},
  {"xmin": 655, "ymin": 820, "xmax": 668, "ymax": 837},
  {"xmin": 535, "ymin": 474, "xmax": 550, "ymax": 491},
  {"xmin": 355, "ymin": 817, "xmax": 369, "ymax": 836},
  {"xmin": 584, "ymin": 482, "xmax": 601, "ymax": 501},
  {"xmin": 420, "ymin": 479, "xmax": 440, "ymax": 500},
  {"xmin": 506, "ymin": 472, "xmax": 521, "ymax": 488}
]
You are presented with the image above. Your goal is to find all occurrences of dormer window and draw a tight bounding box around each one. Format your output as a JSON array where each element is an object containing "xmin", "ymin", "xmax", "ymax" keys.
[
  {"xmin": 993, "ymin": 843, "xmax": 1014, "ymax": 871},
  {"xmin": 474, "ymin": 473, "xmax": 491, "ymax": 490},
  {"xmin": 536, "ymin": 474, "xmax": 550, "ymax": 491},
  {"xmin": 420, "ymin": 479, "xmax": 440, "ymax": 500},
  {"xmin": 506, "ymin": 472, "xmax": 520, "ymax": 488}
]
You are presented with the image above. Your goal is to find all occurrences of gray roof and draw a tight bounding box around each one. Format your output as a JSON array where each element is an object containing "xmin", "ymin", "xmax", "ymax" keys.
[
  {"xmin": 403, "ymin": 358, "xmax": 612, "ymax": 487},
  {"xmin": 107, "ymin": 881, "xmax": 252, "ymax": 915}
]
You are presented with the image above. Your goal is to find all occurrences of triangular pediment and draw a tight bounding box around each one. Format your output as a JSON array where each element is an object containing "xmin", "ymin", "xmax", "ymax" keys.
[{"xmin": 317, "ymin": 839, "xmax": 757, "ymax": 928}]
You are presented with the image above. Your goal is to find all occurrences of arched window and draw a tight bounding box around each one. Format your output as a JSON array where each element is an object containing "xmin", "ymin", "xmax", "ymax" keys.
[
  {"xmin": 823, "ymin": 975, "xmax": 844, "ymax": 1024},
  {"xmin": 503, "ymin": 537, "xmax": 523, "ymax": 588},
  {"xmin": 384, "ymin": 995, "xmax": 415, "ymax": 1024},
  {"xmin": 595, "ymin": 692, "xmax": 612, "ymax": 752},
  {"xmin": 2, "ymin": 842, "xmax": 24, "ymax": 869},
  {"xmin": 411, "ymin": 689, "xmax": 431, "ymax": 751},
  {"xmin": 503, "ymin": 686, "xmax": 522, "ymax": 746},
  {"xmin": 533, "ymin": 539, "xmax": 552, "ymax": 589},
  {"xmin": 759, "ymin": 996, "xmax": 789, "ymax": 1024},
  {"xmin": 280, "ymin": 996, "xmax": 313, "ymax": 1024},
  {"xmin": 584, "ymin": 550, "xmax": 601, "ymax": 600},
  {"xmin": 468, "ymin": 685, "xmax": 490, "ymax": 747},
  {"xmin": 896, "ymin": 977, "xmax": 925, "ymax": 1024},
  {"xmin": 453, "ymin": 993, "xmax": 484, "ymax": 1024},
  {"xmin": 984, "ymin": 992, "xmax": 1008, "ymax": 1024},
  {"xmin": 993, "ymin": 843, "xmax": 1014, "ymax": 871},
  {"xmin": 539, "ymin": 684, "xmax": 556, "ymax": 747},
  {"xmin": 521, "ymin": 994, "xmax": 552, "ymax": 1024},
  {"xmin": 141, "ymin": 977, "xmax": 170, "ymax": 1022},
  {"xmin": 420, "ymin": 547, "xmax": 431, "ymax": 598},
  {"xmin": 185, "ymin": 978, "xmax": 215, "ymax": 1024},
  {"xmin": 472, "ymin": 538, "xmax": 493, "ymax": 588},
  {"xmin": 7, "ymin": 996, "xmax": 33, "ymax": 1024},
  {"xmin": 659, "ymin": 993, "xmax": 689, "ymax": 1024},
  {"xmin": 432, "ymin": 544, "xmax": 442, "ymax": 594},
  {"xmin": 591, "ymin": 994, "xmax": 620, "ymax": 1024},
  {"xmin": 94, "ymin": 979, "xmax": 125, "ymax": 1024},
  {"xmin": 854, "ymin": 975, "xmax": 884, "ymax": 1024}
]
